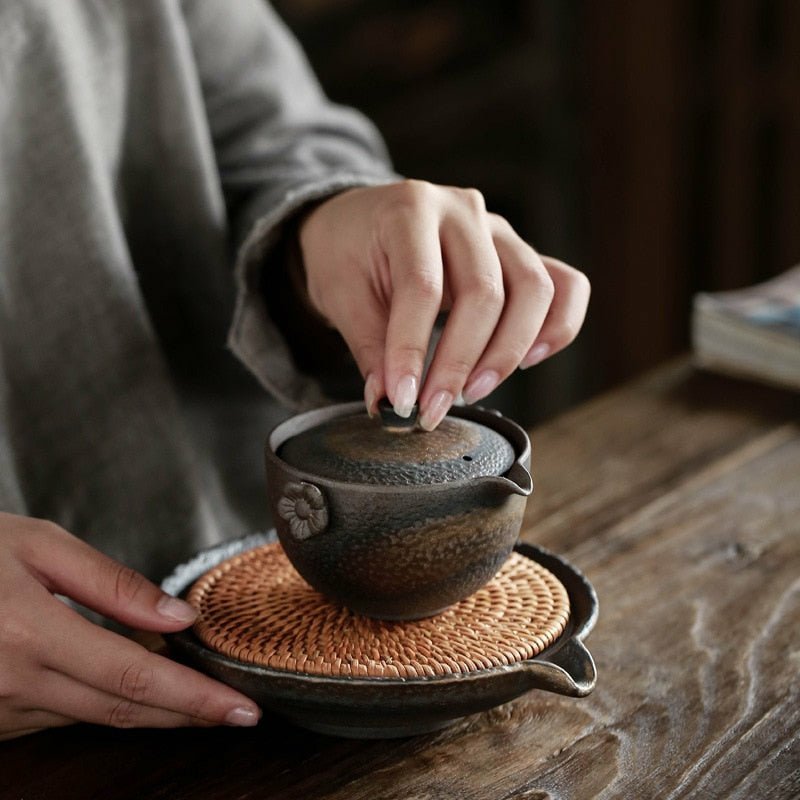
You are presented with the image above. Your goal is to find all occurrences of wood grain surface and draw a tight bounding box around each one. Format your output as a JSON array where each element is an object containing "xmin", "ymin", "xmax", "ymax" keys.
[{"xmin": 2, "ymin": 361, "xmax": 798, "ymax": 800}]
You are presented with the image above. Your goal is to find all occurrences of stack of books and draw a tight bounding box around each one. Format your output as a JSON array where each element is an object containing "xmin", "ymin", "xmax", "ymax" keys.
[{"xmin": 692, "ymin": 266, "xmax": 800, "ymax": 392}]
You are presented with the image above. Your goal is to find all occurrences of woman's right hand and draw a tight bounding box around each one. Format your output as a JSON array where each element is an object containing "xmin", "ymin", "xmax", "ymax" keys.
[{"xmin": 0, "ymin": 512, "xmax": 261, "ymax": 740}]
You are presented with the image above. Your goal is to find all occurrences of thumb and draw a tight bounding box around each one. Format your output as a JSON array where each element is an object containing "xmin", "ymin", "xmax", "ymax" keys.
[{"xmin": 22, "ymin": 522, "xmax": 197, "ymax": 632}]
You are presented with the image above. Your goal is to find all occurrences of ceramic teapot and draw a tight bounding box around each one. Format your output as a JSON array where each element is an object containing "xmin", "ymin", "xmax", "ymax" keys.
[{"xmin": 265, "ymin": 399, "xmax": 533, "ymax": 619}]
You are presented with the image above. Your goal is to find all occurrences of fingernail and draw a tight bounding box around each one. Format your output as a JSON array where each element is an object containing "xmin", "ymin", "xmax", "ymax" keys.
[
  {"xmin": 419, "ymin": 390, "xmax": 453, "ymax": 431},
  {"xmin": 463, "ymin": 370, "xmax": 500, "ymax": 404},
  {"xmin": 225, "ymin": 706, "xmax": 261, "ymax": 727},
  {"xmin": 521, "ymin": 343, "xmax": 551, "ymax": 369},
  {"xmin": 393, "ymin": 374, "xmax": 418, "ymax": 418},
  {"xmin": 364, "ymin": 373, "xmax": 380, "ymax": 417},
  {"xmin": 156, "ymin": 596, "xmax": 198, "ymax": 624}
]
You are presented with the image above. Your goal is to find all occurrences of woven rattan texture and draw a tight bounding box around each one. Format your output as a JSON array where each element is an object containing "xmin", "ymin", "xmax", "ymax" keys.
[{"xmin": 188, "ymin": 543, "xmax": 570, "ymax": 679}]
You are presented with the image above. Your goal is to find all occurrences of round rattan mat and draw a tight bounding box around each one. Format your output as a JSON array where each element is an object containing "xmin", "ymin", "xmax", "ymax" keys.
[{"xmin": 188, "ymin": 543, "xmax": 570, "ymax": 679}]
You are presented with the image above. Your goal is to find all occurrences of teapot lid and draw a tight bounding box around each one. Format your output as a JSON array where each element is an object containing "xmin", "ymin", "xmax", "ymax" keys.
[{"xmin": 278, "ymin": 400, "xmax": 515, "ymax": 486}]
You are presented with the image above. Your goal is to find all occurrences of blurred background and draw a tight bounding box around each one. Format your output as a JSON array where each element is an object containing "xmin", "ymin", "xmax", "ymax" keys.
[{"xmin": 273, "ymin": 0, "xmax": 800, "ymax": 427}]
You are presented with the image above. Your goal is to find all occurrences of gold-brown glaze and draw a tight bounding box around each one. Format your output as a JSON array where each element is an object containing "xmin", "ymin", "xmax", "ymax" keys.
[{"xmin": 278, "ymin": 412, "xmax": 515, "ymax": 484}]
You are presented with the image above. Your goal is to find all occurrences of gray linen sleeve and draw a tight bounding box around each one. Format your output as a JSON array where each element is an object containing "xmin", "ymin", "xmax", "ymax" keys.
[{"xmin": 180, "ymin": 0, "xmax": 400, "ymax": 408}]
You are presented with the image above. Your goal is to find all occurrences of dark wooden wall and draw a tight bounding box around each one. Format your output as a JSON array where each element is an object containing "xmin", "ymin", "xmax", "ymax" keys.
[
  {"xmin": 584, "ymin": 0, "xmax": 800, "ymax": 384},
  {"xmin": 273, "ymin": 0, "xmax": 800, "ymax": 425}
]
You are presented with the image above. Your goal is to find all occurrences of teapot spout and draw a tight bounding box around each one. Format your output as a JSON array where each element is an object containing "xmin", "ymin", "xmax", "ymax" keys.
[
  {"xmin": 485, "ymin": 462, "xmax": 533, "ymax": 497},
  {"xmin": 507, "ymin": 462, "xmax": 533, "ymax": 495}
]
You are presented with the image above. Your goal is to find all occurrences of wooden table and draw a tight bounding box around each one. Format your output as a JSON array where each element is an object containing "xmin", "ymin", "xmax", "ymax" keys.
[{"xmin": 3, "ymin": 361, "xmax": 799, "ymax": 799}]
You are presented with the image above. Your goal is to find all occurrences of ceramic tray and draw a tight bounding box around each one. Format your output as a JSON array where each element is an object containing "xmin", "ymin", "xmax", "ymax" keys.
[{"xmin": 162, "ymin": 531, "xmax": 598, "ymax": 739}]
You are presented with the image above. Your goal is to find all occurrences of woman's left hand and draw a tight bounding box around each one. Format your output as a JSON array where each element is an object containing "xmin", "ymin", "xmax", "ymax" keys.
[{"xmin": 299, "ymin": 180, "xmax": 590, "ymax": 430}]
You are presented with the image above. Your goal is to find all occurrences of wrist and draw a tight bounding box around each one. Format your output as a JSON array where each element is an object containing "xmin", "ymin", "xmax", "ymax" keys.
[{"xmin": 261, "ymin": 203, "xmax": 362, "ymax": 398}]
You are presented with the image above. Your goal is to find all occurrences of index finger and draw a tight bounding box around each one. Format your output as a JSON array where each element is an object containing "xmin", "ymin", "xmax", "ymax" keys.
[
  {"xmin": 382, "ymin": 211, "xmax": 444, "ymax": 417},
  {"xmin": 19, "ymin": 521, "xmax": 198, "ymax": 631},
  {"xmin": 44, "ymin": 603, "xmax": 260, "ymax": 726}
]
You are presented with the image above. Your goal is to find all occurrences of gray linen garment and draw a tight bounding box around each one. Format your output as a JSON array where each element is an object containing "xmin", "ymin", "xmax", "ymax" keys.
[{"xmin": 0, "ymin": 0, "xmax": 397, "ymax": 580}]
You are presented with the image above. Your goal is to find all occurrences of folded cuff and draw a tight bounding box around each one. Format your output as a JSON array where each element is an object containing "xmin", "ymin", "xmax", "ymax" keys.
[{"xmin": 227, "ymin": 173, "xmax": 399, "ymax": 410}]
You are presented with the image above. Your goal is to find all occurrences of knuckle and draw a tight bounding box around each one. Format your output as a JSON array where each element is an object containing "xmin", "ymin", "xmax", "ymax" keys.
[
  {"xmin": 33, "ymin": 518, "xmax": 66, "ymax": 539},
  {"xmin": 11, "ymin": 517, "xmax": 68, "ymax": 563},
  {"xmin": 487, "ymin": 212, "xmax": 514, "ymax": 233},
  {"xmin": 521, "ymin": 267, "xmax": 555, "ymax": 302},
  {"xmin": 20, "ymin": 518, "xmax": 65, "ymax": 552},
  {"xmin": 438, "ymin": 356, "xmax": 476, "ymax": 384},
  {"xmin": 548, "ymin": 317, "xmax": 582, "ymax": 348},
  {"xmin": 391, "ymin": 179, "xmax": 435, "ymax": 210},
  {"xmin": 0, "ymin": 615, "xmax": 35, "ymax": 653},
  {"xmin": 404, "ymin": 178, "xmax": 435, "ymax": 199},
  {"xmin": 464, "ymin": 274, "xmax": 504, "ymax": 309},
  {"xmin": 184, "ymin": 691, "xmax": 216, "ymax": 721},
  {"xmin": 112, "ymin": 564, "xmax": 148, "ymax": 607},
  {"xmin": 494, "ymin": 345, "xmax": 530, "ymax": 372},
  {"xmin": 354, "ymin": 332, "xmax": 383, "ymax": 352},
  {"xmin": 0, "ymin": 673, "xmax": 17, "ymax": 703},
  {"xmin": 393, "ymin": 343, "xmax": 429, "ymax": 367},
  {"xmin": 0, "ymin": 650, "xmax": 28, "ymax": 703},
  {"xmin": 407, "ymin": 269, "xmax": 442, "ymax": 300},
  {"xmin": 546, "ymin": 259, "xmax": 591, "ymax": 296},
  {"xmin": 117, "ymin": 662, "xmax": 154, "ymax": 702},
  {"xmin": 458, "ymin": 187, "xmax": 486, "ymax": 212},
  {"xmin": 106, "ymin": 698, "xmax": 140, "ymax": 729},
  {"xmin": 572, "ymin": 268, "xmax": 591, "ymax": 297},
  {"xmin": 352, "ymin": 342, "xmax": 378, "ymax": 365},
  {"xmin": 351, "ymin": 334, "xmax": 383, "ymax": 369},
  {"xmin": 307, "ymin": 283, "xmax": 332, "ymax": 323}
]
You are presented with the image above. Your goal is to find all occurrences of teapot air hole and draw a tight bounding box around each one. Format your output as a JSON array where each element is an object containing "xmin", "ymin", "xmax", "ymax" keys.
[{"xmin": 462, "ymin": 455, "xmax": 473, "ymax": 461}]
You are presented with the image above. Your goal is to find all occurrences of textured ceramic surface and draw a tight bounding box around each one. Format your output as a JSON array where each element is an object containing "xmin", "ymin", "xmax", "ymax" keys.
[
  {"xmin": 279, "ymin": 408, "xmax": 516, "ymax": 485},
  {"xmin": 162, "ymin": 531, "xmax": 598, "ymax": 740},
  {"xmin": 266, "ymin": 402, "xmax": 533, "ymax": 619}
]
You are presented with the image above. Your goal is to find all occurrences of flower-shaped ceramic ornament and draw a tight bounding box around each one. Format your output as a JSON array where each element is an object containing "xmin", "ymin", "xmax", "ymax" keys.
[{"xmin": 278, "ymin": 481, "xmax": 329, "ymax": 540}]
